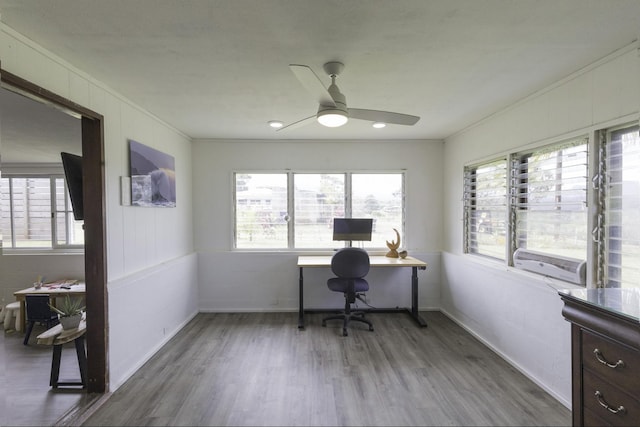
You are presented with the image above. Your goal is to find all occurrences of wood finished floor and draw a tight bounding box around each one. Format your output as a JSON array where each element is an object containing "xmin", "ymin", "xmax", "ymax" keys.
[
  {"xmin": 2, "ymin": 322, "xmax": 89, "ymax": 426},
  {"xmin": 83, "ymin": 311, "xmax": 570, "ymax": 426}
]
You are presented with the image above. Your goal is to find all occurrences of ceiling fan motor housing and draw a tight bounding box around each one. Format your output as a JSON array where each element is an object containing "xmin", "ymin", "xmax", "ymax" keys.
[
  {"xmin": 284, "ymin": 60, "xmax": 419, "ymax": 130},
  {"xmin": 319, "ymin": 83, "xmax": 347, "ymax": 113}
]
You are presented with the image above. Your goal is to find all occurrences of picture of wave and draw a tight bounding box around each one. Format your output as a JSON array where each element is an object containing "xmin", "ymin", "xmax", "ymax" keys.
[{"xmin": 129, "ymin": 139, "xmax": 176, "ymax": 207}]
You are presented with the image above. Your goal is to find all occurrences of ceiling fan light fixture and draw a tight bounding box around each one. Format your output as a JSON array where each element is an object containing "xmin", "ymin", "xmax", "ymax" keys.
[
  {"xmin": 317, "ymin": 109, "xmax": 348, "ymax": 127},
  {"xmin": 372, "ymin": 122, "xmax": 386, "ymax": 129},
  {"xmin": 268, "ymin": 120, "xmax": 284, "ymax": 129}
]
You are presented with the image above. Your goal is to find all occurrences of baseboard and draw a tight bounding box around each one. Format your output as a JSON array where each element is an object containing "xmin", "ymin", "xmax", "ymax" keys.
[{"xmin": 439, "ymin": 308, "xmax": 572, "ymax": 410}]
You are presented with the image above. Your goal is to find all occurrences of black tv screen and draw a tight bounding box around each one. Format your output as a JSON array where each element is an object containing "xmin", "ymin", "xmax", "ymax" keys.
[
  {"xmin": 332, "ymin": 218, "xmax": 373, "ymax": 241},
  {"xmin": 61, "ymin": 152, "xmax": 84, "ymax": 221}
]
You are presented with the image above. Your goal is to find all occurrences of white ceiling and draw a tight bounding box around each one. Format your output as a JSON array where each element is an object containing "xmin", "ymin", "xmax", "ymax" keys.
[
  {"xmin": 0, "ymin": 0, "xmax": 639, "ymax": 143},
  {"xmin": 0, "ymin": 88, "xmax": 81, "ymax": 163}
]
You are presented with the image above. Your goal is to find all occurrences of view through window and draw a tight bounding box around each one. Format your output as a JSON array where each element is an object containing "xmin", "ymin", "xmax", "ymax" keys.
[
  {"xmin": 235, "ymin": 172, "xmax": 404, "ymax": 249},
  {"xmin": 0, "ymin": 175, "xmax": 83, "ymax": 249}
]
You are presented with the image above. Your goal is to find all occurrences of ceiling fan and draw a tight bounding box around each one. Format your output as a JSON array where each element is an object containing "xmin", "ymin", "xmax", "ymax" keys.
[{"xmin": 277, "ymin": 61, "xmax": 420, "ymax": 131}]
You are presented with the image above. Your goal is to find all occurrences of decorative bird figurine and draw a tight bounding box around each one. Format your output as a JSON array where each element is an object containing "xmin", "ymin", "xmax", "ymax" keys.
[{"xmin": 386, "ymin": 228, "xmax": 401, "ymax": 258}]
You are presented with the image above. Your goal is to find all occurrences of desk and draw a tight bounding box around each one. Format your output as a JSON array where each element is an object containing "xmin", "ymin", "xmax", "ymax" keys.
[
  {"xmin": 297, "ymin": 255, "xmax": 428, "ymax": 329},
  {"xmin": 13, "ymin": 282, "xmax": 85, "ymax": 332},
  {"xmin": 37, "ymin": 315, "xmax": 87, "ymax": 389}
]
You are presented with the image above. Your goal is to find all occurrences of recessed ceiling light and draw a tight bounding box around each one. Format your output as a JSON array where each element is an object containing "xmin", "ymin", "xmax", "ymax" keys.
[
  {"xmin": 268, "ymin": 120, "xmax": 284, "ymax": 129},
  {"xmin": 372, "ymin": 122, "xmax": 386, "ymax": 129}
]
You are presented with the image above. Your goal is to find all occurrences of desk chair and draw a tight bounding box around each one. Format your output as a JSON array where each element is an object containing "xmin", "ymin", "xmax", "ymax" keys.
[
  {"xmin": 23, "ymin": 294, "xmax": 59, "ymax": 345},
  {"xmin": 322, "ymin": 247, "xmax": 374, "ymax": 336}
]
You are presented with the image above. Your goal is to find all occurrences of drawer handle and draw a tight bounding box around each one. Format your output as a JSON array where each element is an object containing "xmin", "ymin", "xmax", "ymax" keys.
[
  {"xmin": 595, "ymin": 391, "xmax": 626, "ymax": 415},
  {"xmin": 593, "ymin": 348, "xmax": 625, "ymax": 369}
]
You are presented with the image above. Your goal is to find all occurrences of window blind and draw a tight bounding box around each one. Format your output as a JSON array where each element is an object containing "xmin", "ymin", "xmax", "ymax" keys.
[
  {"xmin": 464, "ymin": 159, "xmax": 508, "ymax": 259},
  {"xmin": 511, "ymin": 138, "xmax": 588, "ymax": 260},
  {"xmin": 603, "ymin": 125, "xmax": 640, "ymax": 288}
]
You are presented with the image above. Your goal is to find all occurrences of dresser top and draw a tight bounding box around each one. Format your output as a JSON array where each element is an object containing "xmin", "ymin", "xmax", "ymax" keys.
[{"xmin": 558, "ymin": 287, "xmax": 639, "ymax": 323}]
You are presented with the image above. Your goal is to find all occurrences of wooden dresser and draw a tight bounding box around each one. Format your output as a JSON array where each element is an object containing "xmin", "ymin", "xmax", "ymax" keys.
[{"xmin": 559, "ymin": 288, "xmax": 639, "ymax": 426}]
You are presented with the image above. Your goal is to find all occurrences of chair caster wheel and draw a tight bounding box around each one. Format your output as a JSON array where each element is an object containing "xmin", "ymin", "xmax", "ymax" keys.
[
  {"xmin": 369, "ymin": 326, "xmax": 374, "ymax": 331},
  {"xmin": 342, "ymin": 329, "xmax": 348, "ymax": 337},
  {"xmin": 322, "ymin": 321, "xmax": 326, "ymax": 327}
]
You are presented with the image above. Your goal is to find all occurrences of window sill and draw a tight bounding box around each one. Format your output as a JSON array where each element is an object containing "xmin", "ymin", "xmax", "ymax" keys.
[
  {"xmin": 1, "ymin": 248, "xmax": 84, "ymax": 256},
  {"xmin": 463, "ymin": 252, "xmax": 587, "ymax": 291}
]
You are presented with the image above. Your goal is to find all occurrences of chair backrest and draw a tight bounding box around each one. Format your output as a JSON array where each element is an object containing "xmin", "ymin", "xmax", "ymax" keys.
[
  {"xmin": 331, "ymin": 247, "xmax": 370, "ymax": 279},
  {"xmin": 25, "ymin": 294, "xmax": 55, "ymax": 321}
]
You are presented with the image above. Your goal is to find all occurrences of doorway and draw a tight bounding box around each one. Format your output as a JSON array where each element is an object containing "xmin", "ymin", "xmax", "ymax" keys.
[{"xmin": 0, "ymin": 68, "xmax": 108, "ymax": 394}]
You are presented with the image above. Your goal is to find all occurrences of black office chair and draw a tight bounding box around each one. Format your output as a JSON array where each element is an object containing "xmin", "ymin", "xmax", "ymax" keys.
[
  {"xmin": 23, "ymin": 294, "xmax": 59, "ymax": 345},
  {"xmin": 322, "ymin": 247, "xmax": 374, "ymax": 336}
]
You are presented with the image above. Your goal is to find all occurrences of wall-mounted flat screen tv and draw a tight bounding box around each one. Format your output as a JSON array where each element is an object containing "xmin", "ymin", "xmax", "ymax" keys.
[
  {"xmin": 61, "ymin": 152, "xmax": 84, "ymax": 221},
  {"xmin": 332, "ymin": 218, "xmax": 373, "ymax": 242}
]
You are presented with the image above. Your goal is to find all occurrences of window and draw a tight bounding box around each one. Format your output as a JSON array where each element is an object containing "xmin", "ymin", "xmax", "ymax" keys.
[
  {"xmin": 463, "ymin": 137, "xmax": 590, "ymax": 284},
  {"xmin": 463, "ymin": 159, "xmax": 508, "ymax": 260},
  {"xmin": 294, "ymin": 174, "xmax": 344, "ymax": 249},
  {"xmin": 511, "ymin": 138, "xmax": 589, "ymax": 261},
  {"xmin": 235, "ymin": 173, "xmax": 288, "ymax": 249},
  {"xmin": 598, "ymin": 124, "xmax": 640, "ymax": 289},
  {"xmin": 0, "ymin": 175, "xmax": 84, "ymax": 250},
  {"xmin": 351, "ymin": 174, "xmax": 404, "ymax": 248},
  {"xmin": 234, "ymin": 172, "xmax": 404, "ymax": 249}
]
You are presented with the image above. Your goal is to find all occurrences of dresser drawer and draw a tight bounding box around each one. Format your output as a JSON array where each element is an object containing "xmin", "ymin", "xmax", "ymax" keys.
[
  {"xmin": 583, "ymin": 370, "xmax": 640, "ymax": 427},
  {"xmin": 584, "ymin": 406, "xmax": 613, "ymax": 427},
  {"xmin": 582, "ymin": 330, "xmax": 639, "ymax": 396}
]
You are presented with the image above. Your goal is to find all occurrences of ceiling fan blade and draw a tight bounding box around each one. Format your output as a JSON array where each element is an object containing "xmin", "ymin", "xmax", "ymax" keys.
[
  {"xmin": 289, "ymin": 64, "xmax": 336, "ymax": 107},
  {"xmin": 349, "ymin": 108, "xmax": 420, "ymax": 126},
  {"xmin": 276, "ymin": 115, "xmax": 316, "ymax": 132}
]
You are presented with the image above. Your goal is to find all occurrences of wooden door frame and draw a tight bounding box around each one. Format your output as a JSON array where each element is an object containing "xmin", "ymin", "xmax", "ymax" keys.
[{"xmin": 1, "ymin": 68, "xmax": 108, "ymax": 393}]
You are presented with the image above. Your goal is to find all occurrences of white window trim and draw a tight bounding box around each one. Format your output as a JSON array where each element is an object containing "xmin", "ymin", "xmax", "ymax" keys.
[
  {"xmin": 1, "ymin": 171, "xmax": 84, "ymax": 253},
  {"xmin": 232, "ymin": 170, "xmax": 406, "ymax": 252}
]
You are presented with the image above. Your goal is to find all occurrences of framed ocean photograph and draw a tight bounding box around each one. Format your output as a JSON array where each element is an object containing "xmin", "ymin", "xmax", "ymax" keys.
[{"xmin": 129, "ymin": 139, "xmax": 176, "ymax": 207}]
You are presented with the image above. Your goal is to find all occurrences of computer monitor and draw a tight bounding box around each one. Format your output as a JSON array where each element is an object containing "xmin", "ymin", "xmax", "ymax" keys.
[{"xmin": 332, "ymin": 218, "xmax": 373, "ymax": 243}]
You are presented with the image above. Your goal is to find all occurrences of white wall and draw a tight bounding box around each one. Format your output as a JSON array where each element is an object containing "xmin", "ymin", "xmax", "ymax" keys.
[
  {"xmin": 442, "ymin": 44, "xmax": 640, "ymax": 407},
  {"xmin": 0, "ymin": 24, "xmax": 198, "ymax": 390},
  {"xmin": 193, "ymin": 139, "xmax": 443, "ymax": 312}
]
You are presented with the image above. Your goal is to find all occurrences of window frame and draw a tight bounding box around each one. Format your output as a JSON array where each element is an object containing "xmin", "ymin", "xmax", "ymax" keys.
[
  {"xmin": 463, "ymin": 135, "xmax": 591, "ymax": 286},
  {"xmin": 1, "ymin": 172, "xmax": 84, "ymax": 252},
  {"xmin": 232, "ymin": 170, "xmax": 406, "ymax": 251},
  {"xmin": 463, "ymin": 158, "xmax": 508, "ymax": 260},
  {"xmin": 509, "ymin": 137, "xmax": 589, "ymax": 263},
  {"xmin": 595, "ymin": 123, "xmax": 640, "ymax": 289}
]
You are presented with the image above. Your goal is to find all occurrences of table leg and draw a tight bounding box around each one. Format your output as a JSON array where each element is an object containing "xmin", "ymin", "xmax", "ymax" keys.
[
  {"xmin": 50, "ymin": 344, "xmax": 62, "ymax": 387},
  {"xmin": 49, "ymin": 336, "xmax": 87, "ymax": 389},
  {"xmin": 19, "ymin": 300, "xmax": 25, "ymax": 333},
  {"xmin": 410, "ymin": 266, "xmax": 428, "ymax": 327},
  {"xmin": 298, "ymin": 267, "xmax": 305, "ymax": 329},
  {"xmin": 75, "ymin": 335, "xmax": 88, "ymax": 388}
]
